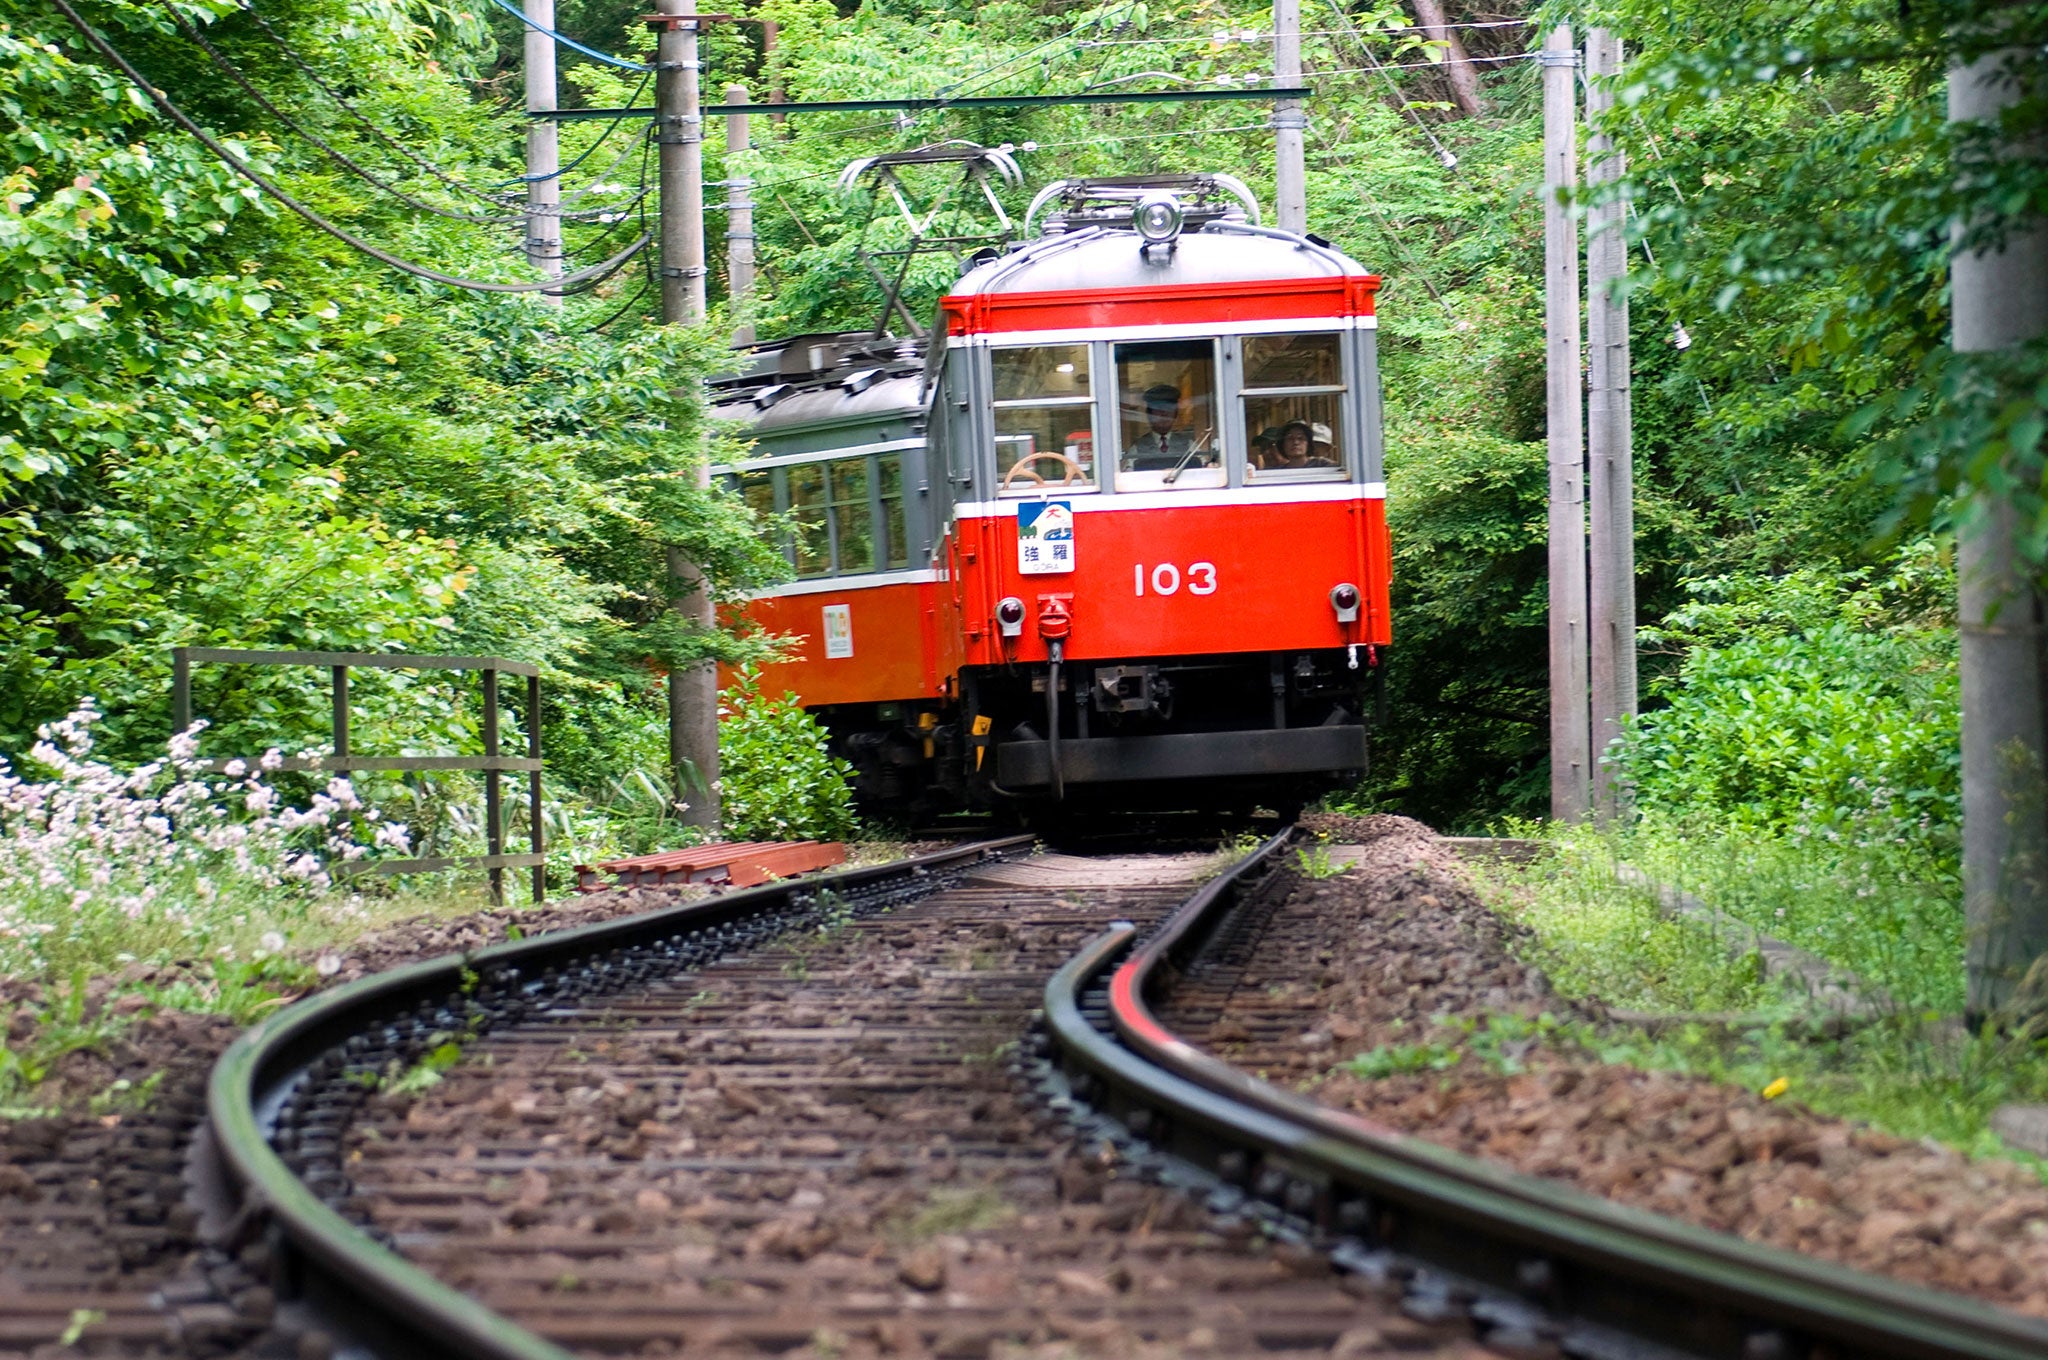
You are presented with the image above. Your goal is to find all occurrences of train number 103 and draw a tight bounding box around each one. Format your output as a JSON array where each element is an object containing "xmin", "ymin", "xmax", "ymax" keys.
[{"xmin": 1133, "ymin": 562, "xmax": 1219, "ymax": 597}]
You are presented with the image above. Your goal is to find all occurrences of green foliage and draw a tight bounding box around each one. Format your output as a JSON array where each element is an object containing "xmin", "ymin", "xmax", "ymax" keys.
[
  {"xmin": 1338, "ymin": 1039, "xmax": 1460, "ymax": 1079},
  {"xmin": 1617, "ymin": 546, "xmax": 1960, "ymax": 858},
  {"xmin": 718, "ymin": 666, "xmax": 857, "ymax": 841}
]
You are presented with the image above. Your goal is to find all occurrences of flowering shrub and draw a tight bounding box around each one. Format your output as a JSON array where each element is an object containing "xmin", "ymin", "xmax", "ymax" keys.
[{"xmin": 0, "ymin": 703, "xmax": 404, "ymax": 981}]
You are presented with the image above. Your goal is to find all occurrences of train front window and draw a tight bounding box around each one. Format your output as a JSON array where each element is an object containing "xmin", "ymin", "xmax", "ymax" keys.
[
  {"xmin": 1114, "ymin": 339, "xmax": 1223, "ymax": 491},
  {"xmin": 878, "ymin": 453, "xmax": 909, "ymax": 568},
  {"xmin": 1242, "ymin": 333, "xmax": 1348, "ymax": 484},
  {"xmin": 992, "ymin": 344, "xmax": 1096, "ymax": 496}
]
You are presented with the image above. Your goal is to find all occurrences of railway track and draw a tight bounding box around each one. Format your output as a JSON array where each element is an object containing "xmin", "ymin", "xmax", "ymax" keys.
[{"xmin": 195, "ymin": 830, "xmax": 2048, "ymax": 1360}]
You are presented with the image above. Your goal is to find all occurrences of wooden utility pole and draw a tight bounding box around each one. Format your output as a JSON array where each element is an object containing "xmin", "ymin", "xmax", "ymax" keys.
[
  {"xmin": 1954, "ymin": 42, "xmax": 2048, "ymax": 1021},
  {"xmin": 523, "ymin": 0, "xmax": 562, "ymax": 298},
  {"xmin": 654, "ymin": 0, "xmax": 719, "ymax": 828},
  {"xmin": 725, "ymin": 83, "xmax": 757, "ymax": 345},
  {"xmin": 1272, "ymin": 0, "xmax": 1308, "ymax": 232},
  {"xmin": 1585, "ymin": 28, "xmax": 1636, "ymax": 820},
  {"xmin": 1542, "ymin": 24, "xmax": 1590, "ymax": 821}
]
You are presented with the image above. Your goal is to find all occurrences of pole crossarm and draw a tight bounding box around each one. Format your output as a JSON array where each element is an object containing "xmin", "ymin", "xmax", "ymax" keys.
[{"xmin": 537, "ymin": 86, "xmax": 1314, "ymax": 119}]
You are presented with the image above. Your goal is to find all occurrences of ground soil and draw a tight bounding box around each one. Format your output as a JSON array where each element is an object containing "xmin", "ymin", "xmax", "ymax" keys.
[
  {"xmin": 1201, "ymin": 815, "xmax": 2048, "ymax": 1318},
  {"xmin": 0, "ymin": 879, "xmax": 729, "ymax": 1357}
]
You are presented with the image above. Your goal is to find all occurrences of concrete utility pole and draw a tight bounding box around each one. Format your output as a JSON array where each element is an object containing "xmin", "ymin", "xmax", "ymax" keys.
[
  {"xmin": 1584, "ymin": 28, "xmax": 1636, "ymax": 821},
  {"xmin": 523, "ymin": 0, "xmax": 562, "ymax": 298},
  {"xmin": 725, "ymin": 83, "xmax": 757, "ymax": 345},
  {"xmin": 1272, "ymin": 0, "xmax": 1307, "ymax": 233},
  {"xmin": 653, "ymin": 0, "xmax": 719, "ymax": 829},
  {"xmin": 1542, "ymin": 24, "xmax": 1590, "ymax": 822},
  {"xmin": 1953, "ymin": 43, "xmax": 2048, "ymax": 1021}
]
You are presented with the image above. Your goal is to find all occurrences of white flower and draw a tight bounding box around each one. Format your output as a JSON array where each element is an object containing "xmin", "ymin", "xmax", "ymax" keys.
[
  {"xmin": 260, "ymin": 749, "xmax": 284, "ymax": 772},
  {"xmin": 259, "ymin": 930, "xmax": 287, "ymax": 953},
  {"xmin": 316, "ymin": 953, "xmax": 343, "ymax": 977},
  {"xmin": 224, "ymin": 759, "xmax": 247, "ymax": 778}
]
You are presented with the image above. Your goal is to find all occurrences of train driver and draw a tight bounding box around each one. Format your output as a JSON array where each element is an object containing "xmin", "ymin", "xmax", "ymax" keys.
[{"xmin": 1126, "ymin": 383, "xmax": 1213, "ymax": 470}]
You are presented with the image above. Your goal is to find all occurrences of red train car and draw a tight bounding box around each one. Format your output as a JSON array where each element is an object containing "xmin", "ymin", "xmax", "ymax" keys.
[{"xmin": 715, "ymin": 174, "xmax": 1390, "ymax": 817}]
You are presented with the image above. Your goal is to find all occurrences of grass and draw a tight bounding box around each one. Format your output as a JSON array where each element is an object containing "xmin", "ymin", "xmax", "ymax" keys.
[{"xmin": 1472, "ymin": 818, "xmax": 2048, "ymax": 1160}]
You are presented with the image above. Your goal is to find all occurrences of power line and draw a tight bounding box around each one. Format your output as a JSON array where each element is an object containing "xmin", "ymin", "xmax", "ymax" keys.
[
  {"xmin": 166, "ymin": 1, "xmax": 629, "ymax": 225},
  {"xmin": 480, "ymin": 0, "xmax": 650, "ymax": 71},
  {"xmin": 238, "ymin": 0, "xmax": 530, "ymax": 208},
  {"xmin": 506, "ymin": 68, "xmax": 651, "ymax": 184},
  {"xmin": 45, "ymin": 0, "xmax": 649, "ymax": 294}
]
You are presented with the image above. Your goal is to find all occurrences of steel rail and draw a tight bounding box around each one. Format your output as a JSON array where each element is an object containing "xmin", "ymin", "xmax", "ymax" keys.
[
  {"xmin": 204, "ymin": 835, "xmax": 1034, "ymax": 1359},
  {"xmin": 1041, "ymin": 828, "xmax": 2048, "ymax": 1360}
]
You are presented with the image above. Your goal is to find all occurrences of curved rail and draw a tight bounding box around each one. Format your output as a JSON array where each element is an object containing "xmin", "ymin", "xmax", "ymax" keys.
[
  {"xmin": 1042, "ymin": 828, "xmax": 2048, "ymax": 1360},
  {"xmin": 205, "ymin": 836, "xmax": 1033, "ymax": 1360}
]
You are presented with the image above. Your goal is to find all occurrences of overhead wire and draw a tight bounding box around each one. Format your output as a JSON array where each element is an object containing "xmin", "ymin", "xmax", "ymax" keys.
[
  {"xmin": 237, "ymin": 0, "xmax": 532, "ymax": 208},
  {"xmin": 165, "ymin": 1, "xmax": 629, "ymax": 225},
  {"xmin": 504, "ymin": 68, "xmax": 652, "ymax": 184},
  {"xmin": 478, "ymin": 0, "xmax": 651, "ymax": 71},
  {"xmin": 44, "ymin": 0, "xmax": 649, "ymax": 294}
]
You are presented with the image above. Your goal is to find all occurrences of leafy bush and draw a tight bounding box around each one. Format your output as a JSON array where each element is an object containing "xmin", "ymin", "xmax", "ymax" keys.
[
  {"xmin": 1616, "ymin": 548, "xmax": 1959, "ymax": 869},
  {"xmin": 717, "ymin": 669, "xmax": 857, "ymax": 842}
]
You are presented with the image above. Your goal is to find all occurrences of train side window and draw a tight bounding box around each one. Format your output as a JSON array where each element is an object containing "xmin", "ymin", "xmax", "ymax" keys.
[
  {"xmin": 1114, "ymin": 339, "xmax": 1224, "ymax": 491},
  {"xmin": 1242, "ymin": 334, "xmax": 1348, "ymax": 484},
  {"xmin": 829, "ymin": 457, "xmax": 873, "ymax": 573},
  {"xmin": 736, "ymin": 467, "xmax": 791, "ymax": 568},
  {"xmin": 878, "ymin": 453, "xmax": 909, "ymax": 569},
  {"xmin": 992, "ymin": 343, "xmax": 1097, "ymax": 496},
  {"xmin": 788, "ymin": 462, "xmax": 831, "ymax": 577}
]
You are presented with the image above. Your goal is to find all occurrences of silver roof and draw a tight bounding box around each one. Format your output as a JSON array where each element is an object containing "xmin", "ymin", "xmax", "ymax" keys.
[
  {"xmin": 952, "ymin": 223, "xmax": 1370, "ymax": 298},
  {"xmin": 712, "ymin": 372, "xmax": 925, "ymax": 436}
]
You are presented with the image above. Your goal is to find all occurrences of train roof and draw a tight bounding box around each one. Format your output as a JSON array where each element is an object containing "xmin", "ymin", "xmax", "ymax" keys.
[{"xmin": 951, "ymin": 221, "xmax": 1368, "ymax": 299}]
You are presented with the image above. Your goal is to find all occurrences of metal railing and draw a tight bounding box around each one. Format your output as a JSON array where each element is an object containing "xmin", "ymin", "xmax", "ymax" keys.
[{"xmin": 171, "ymin": 648, "xmax": 544, "ymax": 904}]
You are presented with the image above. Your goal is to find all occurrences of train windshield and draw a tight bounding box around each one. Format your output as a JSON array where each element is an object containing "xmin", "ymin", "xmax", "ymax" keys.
[
  {"xmin": 1242, "ymin": 334, "xmax": 1348, "ymax": 483},
  {"xmin": 1114, "ymin": 339, "xmax": 1224, "ymax": 491},
  {"xmin": 993, "ymin": 344, "xmax": 1097, "ymax": 496}
]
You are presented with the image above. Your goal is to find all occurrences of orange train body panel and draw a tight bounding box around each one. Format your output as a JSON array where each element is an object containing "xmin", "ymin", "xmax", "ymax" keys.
[{"xmin": 734, "ymin": 494, "xmax": 1391, "ymax": 705}]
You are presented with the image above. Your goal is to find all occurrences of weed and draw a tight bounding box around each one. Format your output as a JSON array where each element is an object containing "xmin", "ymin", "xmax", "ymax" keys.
[
  {"xmin": 59, "ymin": 1309, "xmax": 103, "ymax": 1346},
  {"xmin": 1339, "ymin": 1041, "xmax": 1461, "ymax": 1079},
  {"xmin": 884, "ymin": 1187, "xmax": 1018, "ymax": 1241},
  {"xmin": 1295, "ymin": 842, "xmax": 1348, "ymax": 880},
  {"xmin": 382, "ymin": 1038, "xmax": 466, "ymax": 1095}
]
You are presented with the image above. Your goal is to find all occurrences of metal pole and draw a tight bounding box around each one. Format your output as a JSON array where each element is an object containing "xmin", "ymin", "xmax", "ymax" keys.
[
  {"xmin": 1585, "ymin": 28, "xmax": 1636, "ymax": 821},
  {"xmin": 1954, "ymin": 43, "xmax": 2048, "ymax": 1022},
  {"xmin": 725, "ymin": 83, "xmax": 756, "ymax": 345},
  {"xmin": 1272, "ymin": 0, "xmax": 1307, "ymax": 233},
  {"xmin": 527, "ymin": 674, "xmax": 545, "ymax": 904},
  {"xmin": 653, "ymin": 0, "xmax": 720, "ymax": 830},
  {"xmin": 483, "ymin": 668, "xmax": 504, "ymax": 906},
  {"xmin": 1543, "ymin": 25, "xmax": 1590, "ymax": 822},
  {"xmin": 523, "ymin": 0, "xmax": 562, "ymax": 298}
]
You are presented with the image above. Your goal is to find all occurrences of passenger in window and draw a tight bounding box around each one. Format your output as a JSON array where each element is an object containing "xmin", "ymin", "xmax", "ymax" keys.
[
  {"xmin": 1275, "ymin": 420, "xmax": 1336, "ymax": 470},
  {"xmin": 1126, "ymin": 383, "xmax": 1212, "ymax": 469},
  {"xmin": 1251, "ymin": 427, "xmax": 1280, "ymax": 469}
]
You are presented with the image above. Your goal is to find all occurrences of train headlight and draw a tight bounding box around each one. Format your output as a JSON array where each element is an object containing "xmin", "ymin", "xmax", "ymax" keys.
[
  {"xmin": 996, "ymin": 596, "xmax": 1026, "ymax": 639},
  {"xmin": 1134, "ymin": 193, "xmax": 1184, "ymax": 244},
  {"xmin": 1329, "ymin": 583, "xmax": 1361, "ymax": 624}
]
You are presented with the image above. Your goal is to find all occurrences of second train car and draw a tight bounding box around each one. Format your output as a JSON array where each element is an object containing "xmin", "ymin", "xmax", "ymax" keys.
[{"xmin": 712, "ymin": 173, "xmax": 1391, "ymax": 818}]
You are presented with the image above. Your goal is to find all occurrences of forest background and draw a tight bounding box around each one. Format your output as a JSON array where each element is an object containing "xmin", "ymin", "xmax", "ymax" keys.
[{"xmin": 0, "ymin": 0, "xmax": 2003, "ymax": 1028}]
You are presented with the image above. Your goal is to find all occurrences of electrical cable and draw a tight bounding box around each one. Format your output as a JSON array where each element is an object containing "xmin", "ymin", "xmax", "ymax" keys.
[
  {"xmin": 584, "ymin": 274, "xmax": 652, "ymax": 330},
  {"xmin": 45, "ymin": 0, "xmax": 649, "ymax": 294},
  {"xmin": 479, "ymin": 0, "xmax": 650, "ymax": 71},
  {"xmin": 238, "ymin": 0, "xmax": 531, "ymax": 207},
  {"xmin": 166, "ymin": 1, "xmax": 628, "ymax": 224},
  {"xmin": 504, "ymin": 67, "xmax": 651, "ymax": 183}
]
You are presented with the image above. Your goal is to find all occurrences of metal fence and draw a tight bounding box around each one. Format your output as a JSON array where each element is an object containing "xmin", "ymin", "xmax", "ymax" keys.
[{"xmin": 171, "ymin": 648, "xmax": 544, "ymax": 904}]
